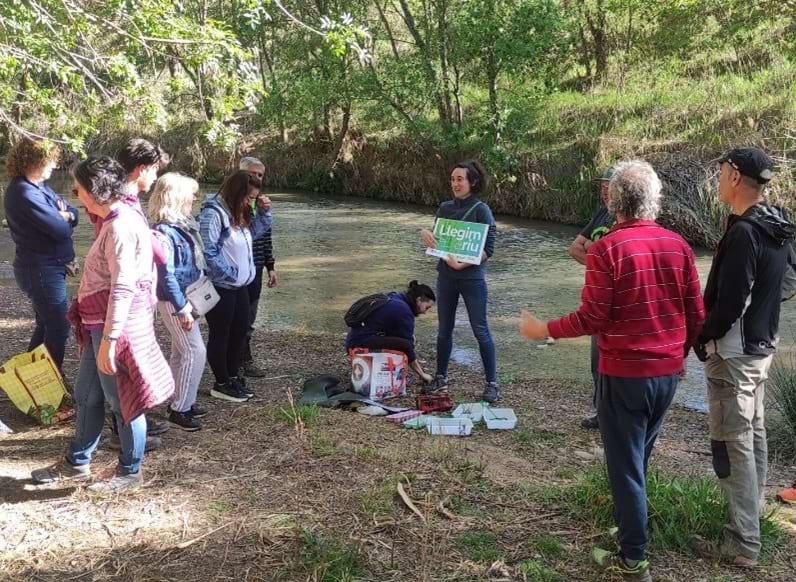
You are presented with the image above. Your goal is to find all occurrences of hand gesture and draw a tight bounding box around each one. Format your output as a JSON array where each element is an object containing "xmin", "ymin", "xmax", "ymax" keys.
[
  {"xmin": 97, "ymin": 338, "xmax": 118, "ymax": 375},
  {"xmin": 57, "ymin": 199, "xmax": 72, "ymax": 222},
  {"xmin": 420, "ymin": 228, "xmax": 437, "ymax": 249},
  {"xmin": 267, "ymin": 270, "xmax": 278, "ymax": 288},
  {"xmin": 443, "ymin": 254, "xmax": 466, "ymax": 271},
  {"xmin": 256, "ymin": 195, "xmax": 272, "ymax": 211},
  {"xmin": 178, "ymin": 311, "xmax": 194, "ymax": 331},
  {"xmin": 519, "ymin": 310, "xmax": 549, "ymax": 341}
]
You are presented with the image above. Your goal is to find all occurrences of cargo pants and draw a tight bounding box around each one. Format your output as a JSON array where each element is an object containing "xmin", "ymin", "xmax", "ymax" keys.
[{"xmin": 705, "ymin": 352, "xmax": 773, "ymax": 561}]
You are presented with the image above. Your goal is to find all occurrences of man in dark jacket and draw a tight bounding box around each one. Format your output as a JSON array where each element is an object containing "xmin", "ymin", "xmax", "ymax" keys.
[{"xmin": 692, "ymin": 147, "xmax": 795, "ymax": 567}]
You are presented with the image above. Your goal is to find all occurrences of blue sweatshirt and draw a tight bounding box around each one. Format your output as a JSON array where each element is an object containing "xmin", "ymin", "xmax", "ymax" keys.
[
  {"xmin": 346, "ymin": 292, "xmax": 417, "ymax": 360},
  {"xmin": 434, "ymin": 195, "xmax": 496, "ymax": 280},
  {"xmin": 4, "ymin": 176, "xmax": 78, "ymax": 267}
]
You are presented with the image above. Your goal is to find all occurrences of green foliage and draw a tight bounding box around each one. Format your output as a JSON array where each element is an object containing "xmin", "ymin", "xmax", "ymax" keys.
[
  {"xmin": 277, "ymin": 403, "xmax": 321, "ymax": 427},
  {"xmin": 565, "ymin": 464, "xmax": 788, "ymax": 559},
  {"xmin": 300, "ymin": 528, "xmax": 364, "ymax": 582},
  {"xmin": 517, "ymin": 559, "xmax": 562, "ymax": 581},
  {"xmin": 454, "ymin": 530, "xmax": 501, "ymax": 563},
  {"xmin": 529, "ymin": 534, "xmax": 563, "ymax": 559},
  {"xmin": 767, "ymin": 350, "xmax": 796, "ymax": 460}
]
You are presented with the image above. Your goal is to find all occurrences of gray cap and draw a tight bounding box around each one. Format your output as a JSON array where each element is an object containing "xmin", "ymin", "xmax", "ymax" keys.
[{"xmin": 600, "ymin": 165, "xmax": 617, "ymax": 181}]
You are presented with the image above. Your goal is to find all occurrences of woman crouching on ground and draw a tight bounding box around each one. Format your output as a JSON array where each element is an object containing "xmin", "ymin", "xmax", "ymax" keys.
[
  {"xmin": 32, "ymin": 156, "xmax": 174, "ymax": 493},
  {"xmin": 199, "ymin": 171, "xmax": 272, "ymax": 403},
  {"xmin": 346, "ymin": 280, "xmax": 436, "ymax": 384},
  {"xmin": 149, "ymin": 173, "xmax": 209, "ymax": 431},
  {"xmin": 420, "ymin": 160, "xmax": 499, "ymax": 402}
]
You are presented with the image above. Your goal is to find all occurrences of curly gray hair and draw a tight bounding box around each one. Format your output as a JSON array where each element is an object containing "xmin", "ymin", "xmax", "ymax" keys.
[
  {"xmin": 239, "ymin": 156, "xmax": 264, "ymax": 171},
  {"xmin": 607, "ymin": 160, "xmax": 662, "ymax": 220}
]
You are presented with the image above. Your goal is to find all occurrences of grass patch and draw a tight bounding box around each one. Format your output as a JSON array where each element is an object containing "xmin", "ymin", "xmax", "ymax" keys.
[
  {"xmin": 207, "ymin": 500, "xmax": 227, "ymax": 513},
  {"xmin": 277, "ymin": 403, "xmax": 320, "ymax": 428},
  {"xmin": 310, "ymin": 434, "xmax": 337, "ymax": 457},
  {"xmin": 352, "ymin": 445, "xmax": 378, "ymax": 460},
  {"xmin": 529, "ymin": 534, "xmax": 563, "ymax": 559},
  {"xmin": 300, "ymin": 528, "xmax": 363, "ymax": 582},
  {"xmin": 360, "ymin": 476, "xmax": 400, "ymax": 520},
  {"xmin": 565, "ymin": 464, "xmax": 788, "ymax": 559},
  {"xmin": 767, "ymin": 354, "xmax": 796, "ymax": 461},
  {"xmin": 513, "ymin": 429, "xmax": 565, "ymax": 447},
  {"xmin": 517, "ymin": 559, "xmax": 562, "ymax": 581},
  {"xmin": 454, "ymin": 530, "xmax": 501, "ymax": 563}
]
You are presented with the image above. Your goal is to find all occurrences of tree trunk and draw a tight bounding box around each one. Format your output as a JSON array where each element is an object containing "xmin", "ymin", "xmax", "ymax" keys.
[
  {"xmin": 436, "ymin": 0, "xmax": 453, "ymax": 125},
  {"xmin": 375, "ymin": 0, "xmax": 401, "ymax": 59},
  {"xmin": 331, "ymin": 103, "xmax": 352, "ymax": 173},
  {"xmin": 486, "ymin": 49, "xmax": 500, "ymax": 141}
]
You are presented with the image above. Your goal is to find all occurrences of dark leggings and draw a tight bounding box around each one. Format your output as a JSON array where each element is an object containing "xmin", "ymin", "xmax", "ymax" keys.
[
  {"xmin": 352, "ymin": 336, "xmax": 415, "ymax": 362},
  {"xmin": 205, "ymin": 285, "xmax": 250, "ymax": 383}
]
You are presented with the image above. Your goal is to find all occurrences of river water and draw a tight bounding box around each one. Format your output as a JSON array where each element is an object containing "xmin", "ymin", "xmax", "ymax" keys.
[{"xmin": 3, "ymin": 172, "xmax": 794, "ymax": 411}]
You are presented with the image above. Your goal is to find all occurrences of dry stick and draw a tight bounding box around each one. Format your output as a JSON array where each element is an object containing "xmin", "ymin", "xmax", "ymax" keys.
[
  {"xmin": 396, "ymin": 482, "xmax": 426, "ymax": 524},
  {"xmin": 176, "ymin": 521, "xmax": 235, "ymax": 550}
]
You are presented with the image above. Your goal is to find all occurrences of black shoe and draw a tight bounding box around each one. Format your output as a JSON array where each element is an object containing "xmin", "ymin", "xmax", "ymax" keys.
[
  {"xmin": 421, "ymin": 375, "xmax": 449, "ymax": 395},
  {"xmin": 168, "ymin": 408, "xmax": 202, "ymax": 431},
  {"xmin": 580, "ymin": 415, "xmax": 599, "ymax": 430},
  {"xmin": 210, "ymin": 381, "xmax": 250, "ymax": 403},
  {"xmin": 243, "ymin": 361, "xmax": 266, "ymax": 378},
  {"xmin": 481, "ymin": 382, "xmax": 500, "ymax": 404},
  {"xmin": 233, "ymin": 376, "xmax": 255, "ymax": 398},
  {"xmin": 146, "ymin": 416, "xmax": 170, "ymax": 436},
  {"xmin": 190, "ymin": 403, "xmax": 208, "ymax": 418}
]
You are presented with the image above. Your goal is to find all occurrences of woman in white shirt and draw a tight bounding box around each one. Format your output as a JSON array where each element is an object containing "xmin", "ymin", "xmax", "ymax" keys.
[{"xmin": 198, "ymin": 171, "xmax": 272, "ymax": 403}]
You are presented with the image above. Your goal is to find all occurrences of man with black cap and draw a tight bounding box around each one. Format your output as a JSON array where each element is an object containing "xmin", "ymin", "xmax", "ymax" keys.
[
  {"xmin": 692, "ymin": 147, "xmax": 795, "ymax": 567},
  {"xmin": 569, "ymin": 165, "xmax": 616, "ymax": 430}
]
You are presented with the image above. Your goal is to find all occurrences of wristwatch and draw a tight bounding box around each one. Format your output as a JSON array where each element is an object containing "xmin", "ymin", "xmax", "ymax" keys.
[{"xmin": 103, "ymin": 335, "xmax": 119, "ymax": 342}]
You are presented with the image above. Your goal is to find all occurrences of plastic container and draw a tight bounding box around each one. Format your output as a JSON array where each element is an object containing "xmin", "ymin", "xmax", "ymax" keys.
[
  {"xmin": 403, "ymin": 415, "xmax": 430, "ymax": 429},
  {"xmin": 452, "ymin": 403, "xmax": 484, "ymax": 423},
  {"xmin": 483, "ymin": 407, "xmax": 517, "ymax": 430},
  {"xmin": 426, "ymin": 416, "xmax": 473, "ymax": 436}
]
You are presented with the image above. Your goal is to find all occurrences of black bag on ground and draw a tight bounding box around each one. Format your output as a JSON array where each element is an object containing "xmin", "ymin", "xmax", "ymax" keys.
[{"xmin": 344, "ymin": 293, "xmax": 390, "ymax": 327}]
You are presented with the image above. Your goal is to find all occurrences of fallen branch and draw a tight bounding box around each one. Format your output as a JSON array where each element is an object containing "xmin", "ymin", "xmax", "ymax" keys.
[
  {"xmin": 396, "ymin": 482, "xmax": 426, "ymax": 524},
  {"xmin": 176, "ymin": 521, "xmax": 235, "ymax": 550}
]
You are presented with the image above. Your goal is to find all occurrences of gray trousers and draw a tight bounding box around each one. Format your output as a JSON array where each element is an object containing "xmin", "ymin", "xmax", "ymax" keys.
[{"xmin": 705, "ymin": 353, "xmax": 773, "ymax": 560}]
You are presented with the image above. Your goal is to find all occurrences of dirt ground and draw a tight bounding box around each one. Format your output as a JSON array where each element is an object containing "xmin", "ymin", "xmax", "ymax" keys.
[{"xmin": 1, "ymin": 286, "xmax": 795, "ymax": 581}]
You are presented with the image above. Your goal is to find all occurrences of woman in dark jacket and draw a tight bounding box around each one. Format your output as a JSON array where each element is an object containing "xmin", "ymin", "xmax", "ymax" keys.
[
  {"xmin": 346, "ymin": 281, "xmax": 436, "ymax": 383},
  {"xmin": 4, "ymin": 138, "xmax": 78, "ymax": 370},
  {"xmin": 420, "ymin": 160, "xmax": 499, "ymax": 402}
]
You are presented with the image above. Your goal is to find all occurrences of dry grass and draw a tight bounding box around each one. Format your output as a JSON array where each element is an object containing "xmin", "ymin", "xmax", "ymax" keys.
[{"xmin": 1, "ymin": 286, "xmax": 795, "ymax": 581}]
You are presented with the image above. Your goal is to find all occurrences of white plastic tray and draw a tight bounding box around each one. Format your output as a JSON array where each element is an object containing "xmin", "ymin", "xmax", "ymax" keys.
[
  {"xmin": 426, "ymin": 416, "xmax": 473, "ymax": 436},
  {"xmin": 483, "ymin": 407, "xmax": 517, "ymax": 430},
  {"xmin": 452, "ymin": 403, "xmax": 484, "ymax": 423}
]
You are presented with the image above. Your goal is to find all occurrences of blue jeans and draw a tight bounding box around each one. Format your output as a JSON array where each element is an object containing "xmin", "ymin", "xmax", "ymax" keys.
[
  {"xmin": 597, "ymin": 373, "xmax": 678, "ymax": 561},
  {"xmin": 436, "ymin": 275, "xmax": 497, "ymax": 383},
  {"xmin": 13, "ymin": 264, "xmax": 70, "ymax": 369},
  {"xmin": 67, "ymin": 331, "xmax": 146, "ymax": 475}
]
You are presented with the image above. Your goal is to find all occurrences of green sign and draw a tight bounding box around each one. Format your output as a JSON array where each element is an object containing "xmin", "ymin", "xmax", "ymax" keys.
[{"xmin": 426, "ymin": 218, "xmax": 489, "ymax": 265}]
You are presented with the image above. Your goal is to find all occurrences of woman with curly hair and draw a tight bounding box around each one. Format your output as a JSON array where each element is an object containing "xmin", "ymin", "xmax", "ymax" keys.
[
  {"xmin": 3, "ymin": 137, "xmax": 78, "ymax": 370},
  {"xmin": 31, "ymin": 156, "xmax": 174, "ymax": 493}
]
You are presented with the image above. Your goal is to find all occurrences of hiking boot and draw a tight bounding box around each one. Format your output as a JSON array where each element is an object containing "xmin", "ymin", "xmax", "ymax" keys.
[
  {"xmin": 109, "ymin": 434, "xmax": 163, "ymax": 453},
  {"xmin": 581, "ymin": 414, "xmax": 600, "ymax": 430},
  {"xmin": 87, "ymin": 470, "xmax": 143, "ymax": 494},
  {"xmin": 592, "ymin": 547, "xmax": 652, "ymax": 581},
  {"xmin": 243, "ymin": 360, "xmax": 266, "ymax": 378},
  {"xmin": 190, "ymin": 403, "xmax": 209, "ymax": 418},
  {"xmin": 31, "ymin": 460, "xmax": 91, "ymax": 484},
  {"xmin": 481, "ymin": 382, "xmax": 500, "ymax": 404},
  {"xmin": 168, "ymin": 408, "xmax": 202, "ymax": 432},
  {"xmin": 689, "ymin": 535, "xmax": 759, "ymax": 568},
  {"xmin": 210, "ymin": 381, "xmax": 250, "ymax": 403},
  {"xmin": 146, "ymin": 416, "xmax": 170, "ymax": 436},
  {"xmin": 233, "ymin": 376, "xmax": 255, "ymax": 398},
  {"xmin": 421, "ymin": 375, "xmax": 448, "ymax": 395}
]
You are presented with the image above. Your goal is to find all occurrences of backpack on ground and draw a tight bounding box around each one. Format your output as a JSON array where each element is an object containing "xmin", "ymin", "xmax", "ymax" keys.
[{"xmin": 344, "ymin": 293, "xmax": 390, "ymax": 327}]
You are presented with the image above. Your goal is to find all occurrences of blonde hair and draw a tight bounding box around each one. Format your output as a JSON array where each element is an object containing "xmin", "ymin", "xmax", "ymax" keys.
[{"xmin": 148, "ymin": 172, "xmax": 199, "ymax": 224}]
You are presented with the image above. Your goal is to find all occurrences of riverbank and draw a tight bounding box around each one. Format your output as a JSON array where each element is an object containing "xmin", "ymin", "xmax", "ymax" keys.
[{"xmin": 1, "ymin": 284, "xmax": 795, "ymax": 581}]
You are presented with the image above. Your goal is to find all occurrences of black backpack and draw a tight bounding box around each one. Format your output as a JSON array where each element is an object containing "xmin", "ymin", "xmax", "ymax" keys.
[{"xmin": 344, "ymin": 293, "xmax": 391, "ymax": 327}]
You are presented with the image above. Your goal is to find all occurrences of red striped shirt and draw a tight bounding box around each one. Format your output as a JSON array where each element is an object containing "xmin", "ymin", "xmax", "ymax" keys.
[{"xmin": 548, "ymin": 220, "xmax": 705, "ymax": 378}]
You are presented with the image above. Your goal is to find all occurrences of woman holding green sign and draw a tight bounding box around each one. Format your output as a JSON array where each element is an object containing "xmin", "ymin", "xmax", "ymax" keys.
[{"xmin": 420, "ymin": 161, "xmax": 499, "ymax": 402}]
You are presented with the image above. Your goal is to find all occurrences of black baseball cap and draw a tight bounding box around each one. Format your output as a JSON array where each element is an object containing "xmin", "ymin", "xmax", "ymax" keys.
[{"xmin": 718, "ymin": 147, "xmax": 774, "ymax": 184}]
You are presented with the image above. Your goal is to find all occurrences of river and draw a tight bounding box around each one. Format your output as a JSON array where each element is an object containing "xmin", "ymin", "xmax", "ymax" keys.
[{"xmin": 3, "ymin": 171, "xmax": 794, "ymax": 411}]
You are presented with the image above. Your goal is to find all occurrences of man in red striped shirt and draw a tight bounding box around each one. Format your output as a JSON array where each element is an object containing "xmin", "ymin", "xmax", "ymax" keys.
[{"xmin": 520, "ymin": 160, "xmax": 705, "ymax": 582}]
